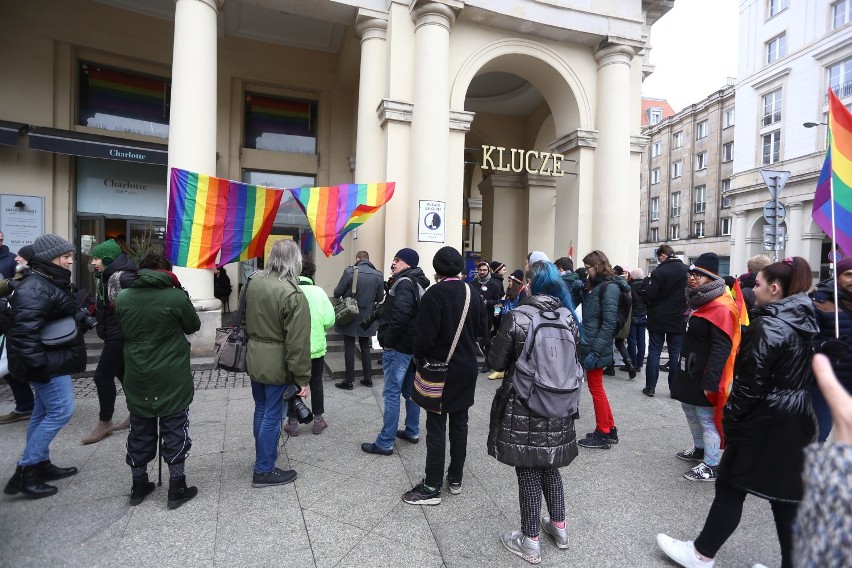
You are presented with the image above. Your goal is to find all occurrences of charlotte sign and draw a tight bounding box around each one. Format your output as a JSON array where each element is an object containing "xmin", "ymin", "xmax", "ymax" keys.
[{"xmin": 480, "ymin": 145, "xmax": 566, "ymax": 177}]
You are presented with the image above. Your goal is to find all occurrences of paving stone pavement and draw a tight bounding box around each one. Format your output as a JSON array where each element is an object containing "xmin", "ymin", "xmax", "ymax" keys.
[{"xmin": 1, "ymin": 368, "xmax": 783, "ymax": 567}]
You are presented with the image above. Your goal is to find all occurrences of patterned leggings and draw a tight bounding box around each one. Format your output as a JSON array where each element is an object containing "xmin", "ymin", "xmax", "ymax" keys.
[
  {"xmin": 516, "ymin": 466, "xmax": 565, "ymax": 538},
  {"xmin": 681, "ymin": 403, "xmax": 721, "ymax": 466}
]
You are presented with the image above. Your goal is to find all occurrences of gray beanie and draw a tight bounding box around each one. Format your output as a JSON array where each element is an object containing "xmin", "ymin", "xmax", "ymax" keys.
[{"xmin": 32, "ymin": 234, "xmax": 74, "ymax": 261}]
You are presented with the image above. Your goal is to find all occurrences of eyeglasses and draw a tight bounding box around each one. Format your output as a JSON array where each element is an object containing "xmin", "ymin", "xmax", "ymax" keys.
[
  {"xmin": 583, "ymin": 265, "xmax": 592, "ymax": 270},
  {"xmin": 687, "ymin": 272, "xmax": 704, "ymax": 279}
]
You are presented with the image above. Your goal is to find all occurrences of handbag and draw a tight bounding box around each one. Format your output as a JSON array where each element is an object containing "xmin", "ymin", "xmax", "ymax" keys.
[
  {"xmin": 334, "ymin": 267, "xmax": 359, "ymax": 326},
  {"xmin": 413, "ymin": 282, "xmax": 471, "ymax": 413},
  {"xmin": 214, "ymin": 275, "xmax": 253, "ymax": 373},
  {"xmin": 40, "ymin": 315, "xmax": 79, "ymax": 347}
]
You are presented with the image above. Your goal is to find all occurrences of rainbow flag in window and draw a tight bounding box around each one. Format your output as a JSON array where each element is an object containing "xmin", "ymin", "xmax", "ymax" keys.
[{"xmin": 813, "ymin": 89, "xmax": 852, "ymax": 254}]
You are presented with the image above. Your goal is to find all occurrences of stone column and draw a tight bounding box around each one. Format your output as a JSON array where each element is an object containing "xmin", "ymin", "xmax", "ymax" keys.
[
  {"xmin": 478, "ymin": 173, "xmax": 525, "ymax": 266},
  {"xmin": 785, "ymin": 202, "xmax": 803, "ymax": 259},
  {"xmin": 524, "ymin": 173, "xmax": 556, "ymax": 260},
  {"xmin": 592, "ymin": 42, "xmax": 635, "ymax": 262},
  {"xmin": 409, "ymin": 1, "xmax": 456, "ymax": 266},
  {"xmin": 352, "ymin": 15, "xmax": 388, "ymax": 266},
  {"xmin": 732, "ymin": 210, "xmax": 748, "ymax": 274},
  {"xmin": 168, "ymin": 0, "xmax": 221, "ymax": 354}
]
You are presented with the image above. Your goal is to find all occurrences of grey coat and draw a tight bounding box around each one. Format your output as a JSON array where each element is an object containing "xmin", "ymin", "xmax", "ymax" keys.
[{"xmin": 333, "ymin": 259, "xmax": 384, "ymax": 337}]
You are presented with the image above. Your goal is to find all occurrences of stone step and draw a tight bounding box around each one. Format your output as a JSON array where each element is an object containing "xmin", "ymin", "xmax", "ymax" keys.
[{"xmin": 73, "ymin": 356, "xmax": 215, "ymax": 379}]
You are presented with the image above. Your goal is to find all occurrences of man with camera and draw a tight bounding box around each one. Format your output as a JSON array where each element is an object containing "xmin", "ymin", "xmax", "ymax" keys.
[{"xmin": 361, "ymin": 248, "xmax": 429, "ymax": 455}]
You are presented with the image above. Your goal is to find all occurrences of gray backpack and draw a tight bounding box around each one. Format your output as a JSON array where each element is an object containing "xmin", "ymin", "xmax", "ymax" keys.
[{"xmin": 512, "ymin": 305, "xmax": 583, "ymax": 418}]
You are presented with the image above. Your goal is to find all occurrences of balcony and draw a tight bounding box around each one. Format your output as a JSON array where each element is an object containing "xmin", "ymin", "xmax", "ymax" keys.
[{"xmin": 829, "ymin": 80, "xmax": 852, "ymax": 101}]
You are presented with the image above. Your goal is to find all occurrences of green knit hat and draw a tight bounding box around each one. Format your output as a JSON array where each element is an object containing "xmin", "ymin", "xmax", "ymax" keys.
[{"xmin": 91, "ymin": 239, "xmax": 121, "ymax": 266}]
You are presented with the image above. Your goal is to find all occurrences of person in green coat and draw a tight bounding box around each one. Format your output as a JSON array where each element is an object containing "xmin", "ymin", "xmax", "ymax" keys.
[
  {"xmin": 114, "ymin": 253, "xmax": 201, "ymax": 510},
  {"xmin": 285, "ymin": 258, "xmax": 334, "ymax": 436},
  {"xmin": 244, "ymin": 239, "xmax": 311, "ymax": 488}
]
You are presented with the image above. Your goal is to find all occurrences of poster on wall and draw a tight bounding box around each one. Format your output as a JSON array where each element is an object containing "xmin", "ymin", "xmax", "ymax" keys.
[
  {"xmin": 418, "ymin": 200, "xmax": 446, "ymax": 243},
  {"xmin": 0, "ymin": 194, "xmax": 44, "ymax": 253}
]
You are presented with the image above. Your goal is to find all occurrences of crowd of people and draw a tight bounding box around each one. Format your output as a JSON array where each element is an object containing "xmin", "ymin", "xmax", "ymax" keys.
[{"xmin": 1, "ymin": 230, "xmax": 850, "ymax": 567}]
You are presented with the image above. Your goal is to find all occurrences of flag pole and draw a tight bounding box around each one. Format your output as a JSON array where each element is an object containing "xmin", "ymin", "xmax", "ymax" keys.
[{"xmin": 829, "ymin": 127, "xmax": 840, "ymax": 338}]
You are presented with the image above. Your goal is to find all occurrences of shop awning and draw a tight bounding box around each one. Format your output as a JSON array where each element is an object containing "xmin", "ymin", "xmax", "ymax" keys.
[
  {"xmin": 0, "ymin": 120, "xmax": 25, "ymax": 147},
  {"xmin": 27, "ymin": 126, "xmax": 168, "ymax": 165}
]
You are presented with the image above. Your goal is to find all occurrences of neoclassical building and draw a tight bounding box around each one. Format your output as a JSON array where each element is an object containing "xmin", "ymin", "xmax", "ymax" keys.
[{"xmin": 0, "ymin": 0, "xmax": 671, "ymax": 347}]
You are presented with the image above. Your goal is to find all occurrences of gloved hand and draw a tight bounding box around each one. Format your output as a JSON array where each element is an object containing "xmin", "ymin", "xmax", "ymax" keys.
[
  {"xmin": 819, "ymin": 337, "xmax": 848, "ymax": 358},
  {"xmin": 582, "ymin": 352, "xmax": 600, "ymax": 370}
]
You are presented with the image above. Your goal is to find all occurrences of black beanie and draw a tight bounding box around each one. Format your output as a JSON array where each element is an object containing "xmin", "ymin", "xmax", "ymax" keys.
[
  {"xmin": 690, "ymin": 252, "xmax": 721, "ymax": 280},
  {"xmin": 433, "ymin": 246, "xmax": 464, "ymax": 277}
]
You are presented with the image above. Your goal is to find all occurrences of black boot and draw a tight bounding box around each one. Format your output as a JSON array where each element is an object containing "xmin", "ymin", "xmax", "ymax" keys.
[
  {"xmin": 359, "ymin": 378, "xmax": 373, "ymax": 387},
  {"xmin": 334, "ymin": 380, "xmax": 353, "ymax": 391},
  {"xmin": 37, "ymin": 460, "xmax": 78, "ymax": 481},
  {"xmin": 626, "ymin": 363, "xmax": 637, "ymax": 380},
  {"xmin": 167, "ymin": 476, "xmax": 198, "ymax": 510},
  {"xmin": 129, "ymin": 475, "xmax": 156, "ymax": 506},
  {"xmin": 604, "ymin": 365, "xmax": 616, "ymax": 376},
  {"xmin": 4, "ymin": 465, "xmax": 58, "ymax": 499}
]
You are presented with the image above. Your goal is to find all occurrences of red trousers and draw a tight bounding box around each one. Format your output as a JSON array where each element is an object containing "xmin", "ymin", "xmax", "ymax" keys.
[{"xmin": 586, "ymin": 368, "xmax": 615, "ymax": 434}]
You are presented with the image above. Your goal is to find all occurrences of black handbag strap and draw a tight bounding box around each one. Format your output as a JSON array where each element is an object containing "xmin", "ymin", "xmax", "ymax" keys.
[
  {"xmin": 350, "ymin": 267, "xmax": 359, "ymax": 296},
  {"xmin": 445, "ymin": 283, "xmax": 471, "ymax": 364}
]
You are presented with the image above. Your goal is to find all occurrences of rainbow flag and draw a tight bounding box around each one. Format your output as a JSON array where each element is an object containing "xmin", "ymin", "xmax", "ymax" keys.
[
  {"xmin": 812, "ymin": 89, "xmax": 852, "ymax": 254},
  {"xmin": 289, "ymin": 183, "xmax": 395, "ymax": 257},
  {"xmin": 166, "ymin": 168, "xmax": 229, "ymax": 269},
  {"xmin": 219, "ymin": 182, "xmax": 284, "ymax": 265}
]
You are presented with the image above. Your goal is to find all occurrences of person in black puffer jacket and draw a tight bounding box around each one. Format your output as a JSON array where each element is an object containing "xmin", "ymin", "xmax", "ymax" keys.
[
  {"xmin": 657, "ymin": 257, "xmax": 818, "ymax": 568},
  {"xmin": 3, "ymin": 234, "xmax": 86, "ymax": 500},
  {"xmin": 487, "ymin": 260, "xmax": 581, "ymax": 565},
  {"xmin": 627, "ymin": 267, "xmax": 648, "ymax": 371},
  {"xmin": 82, "ymin": 239, "xmax": 138, "ymax": 445}
]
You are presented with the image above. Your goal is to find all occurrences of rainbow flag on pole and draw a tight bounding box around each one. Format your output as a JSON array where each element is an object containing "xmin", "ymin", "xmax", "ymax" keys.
[
  {"xmin": 812, "ymin": 89, "xmax": 852, "ymax": 255},
  {"xmin": 289, "ymin": 183, "xmax": 395, "ymax": 257},
  {"xmin": 166, "ymin": 168, "xmax": 229, "ymax": 269},
  {"xmin": 219, "ymin": 182, "xmax": 284, "ymax": 265}
]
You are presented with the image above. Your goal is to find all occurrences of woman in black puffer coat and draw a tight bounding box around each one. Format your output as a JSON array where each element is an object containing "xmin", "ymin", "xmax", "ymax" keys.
[
  {"xmin": 3, "ymin": 235, "xmax": 87, "ymax": 500},
  {"xmin": 487, "ymin": 261, "xmax": 581, "ymax": 565},
  {"xmin": 658, "ymin": 257, "xmax": 818, "ymax": 568}
]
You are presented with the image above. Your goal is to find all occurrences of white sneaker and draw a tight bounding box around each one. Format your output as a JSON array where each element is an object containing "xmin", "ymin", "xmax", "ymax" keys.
[
  {"xmin": 656, "ymin": 534, "xmax": 714, "ymax": 568},
  {"xmin": 753, "ymin": 565, "xmax": 769, "ymax": 568}
]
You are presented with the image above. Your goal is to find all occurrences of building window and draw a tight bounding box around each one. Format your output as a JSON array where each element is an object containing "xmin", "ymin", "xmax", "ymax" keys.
[
  {"xmin": 694, "ymin": 221, "xmax": 706, "ymax": 238},
  {"xmin": 721, "ymin": 217, "xmax": 732, "ymax": 236},
  {"xmin": 671, "ymin": 192, "xmax": 681, "ymax": 217},
  {"xmin": 762, "ymin": 88, "xmax": 783, "ymax": 126},
  {"xmin": 694, "ymin": 186, "xmax": 707, "ymax": 213},
  {"xmin": 652, "ymin": 141, "xmax": 661, "ymax": 158},
  {"xmin": 670, "ymin": 224, "xmax": 680, "ymax": 240},
  {"xmin": 767, "ymin": 33, "xmax": 787, "ymax": 64},
  {"xmin": 652, "ymin": 169, "xmax": 661, "ymax": 184},
  {"xmin": 648, "ymin": 107, "xmax": 663, "ymax": 125},
  {"xmin": 650, "ymin": 227, "xmax": 659, "ymax": 242},
  {"xmin": 673, "ymin": 131, "xmax": 684, "ymax": 148},
  {"xmin": 833, "ymin": 0, "xmax": 851, "ymax": 29},
  {"xmin": 724, "ymin": 107, "xmax": 735, "ymax": 128},
  {"xmin": 77, "ymin": 62, "xmax": 171, "ymax": 138},
  {"xmin": 696, "ymin": 152, "xmax": 708, "ymax": 170},
  {"xmin": 244, "ymin": 92, "xmax": 318, "ymax": 154},
  {"xmin": 762, "ymin": 130, "xmax": 781, "ymax": 164},
  {"xmin": 723, "ymin": 142, "xmax": 734, "ymax": 162},
  {"xmin": 768, "ymin": 0, "xmax": 788, "ymax": 18},
  {"xmin": 671, "ymin": 160, "xmax": 683, "ymax": 179},
  {"xmin": 721, "ymin": 178, "xmax": 731, "ymax": 193},
  {"xmin": 651, "ymin": 197, "xmax": 660, "ymax": 221},
  {"xmin": 696, "ymin": 121, "xmax": 709, "ymax": 139},
  {"xmin": 722, "ymin": 195, "xmax": 732, "ymax": 208},
  {"xmin": 828, "ymin": 57, "xmax": 852, "ymax": 100}
]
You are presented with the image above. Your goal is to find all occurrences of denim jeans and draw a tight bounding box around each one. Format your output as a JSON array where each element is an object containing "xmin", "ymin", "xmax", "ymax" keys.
[
  {"xmin": 627, "ymin": 315, "xmax": 647, "ymax": 369},
  {"xmin": 19, "ymin": 375, "xmax": 74, "ymax": 466},
  {"xmin": 375, "ymin": 349, "xmax": 420, "ymax": 451},
  {"xmin": 645, "ymin": 330, "xmax": 683, "ymax": 390},
  {"xmin": 3, "ymin": 374, "xmax": 35, "ymax": 413},
  {"xmin": 681, "ymin": 403, "xmax": 721, "ymax": 466},
  {"xmin": 810, "ymin": 382, "xmax": 837, "ymax": 442},
  {"xmin": 251, "ymin": 380, "xmax": 287, "ymax": 474}
]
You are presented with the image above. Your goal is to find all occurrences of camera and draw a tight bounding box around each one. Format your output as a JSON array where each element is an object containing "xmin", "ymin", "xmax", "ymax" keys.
[
  {"xmin": 360, "ymin": 302, "xmax": 383, "ymax": 330},
  {"xmin": 282, "ymin": 384, "xmax": 313, "ymax": 424},
  {"xmin": 75, "ymin": 307, "xmax": 98, "ymax": 331}
]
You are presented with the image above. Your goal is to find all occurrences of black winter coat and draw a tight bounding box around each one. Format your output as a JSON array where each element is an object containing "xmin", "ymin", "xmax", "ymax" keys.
[
  {"xmin": 7, "ymin": 266, "xmax": 87, "ymax": 382},
  {"xmin": 377, "ymin": 267, "xmax": 429, "ymax": 354},
  {"xmin": 719, "ymin": 293, "xmax": 818, "ymax": 502},
  {"xmin": 671, "ymin": 307, "xmax": 733, "ymax": 407},
  {"xmin": 629, "ymin": 279, "xmax": 648, "ymax": 317},
  {"xmin": 413, "ymin": 280, "xmax": 486, "ymax": 413},
  {"xmin": 0, "ymin": 245, "xmax": 16, "ymax": 280},
  {"xmin": 645, "ymin": 257, "xmax": 688, "ymax": 333},
  {"xmin": 94, "ymin": 253, "xmax": 137, "ymax": 341},
  {"xmin": 333, "ymin": 259, "xmax": 385, "ymax": 337},
  {"xmin": 811, "ymin": 280, "xmax": 852, "ymax": 389},
  {"xmin": 486, "ymin": 294, "xmax": 579, "ymax": 468}
]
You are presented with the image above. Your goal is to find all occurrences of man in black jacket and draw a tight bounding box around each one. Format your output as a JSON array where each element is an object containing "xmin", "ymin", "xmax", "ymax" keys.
[
  {"xmin": 643, "ymin": 244, "xmax": 688, "ymax": 397},
  {"xmin": 475, "ymin": 261, "xmax": 502, "ymax": 373},
  {"xmin": 362, "ymin": 248, "xmax": 429, "ymax": 455}
]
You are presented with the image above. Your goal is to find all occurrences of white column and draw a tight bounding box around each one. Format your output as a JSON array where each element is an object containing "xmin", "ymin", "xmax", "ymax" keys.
[
  {"xmin": 524, "ymin": 173, "xmax": 556, "ymax": 260},
  {"xmin": 409, "ymin": 1, "xmax": 456, "ymax": 267},
  {"xmin": 732, "ymin": 210, "xmax": 748, "ymax": 274},
  {"xmin": 168, "ymin": 0, "xmax": 221, "ymax": 352},
  {"xmin": 592, "ymin": 43, "xmax": 635, "ymax": 262},
  {"xmin": 785, "ymin": 202, "xmax": 803, "ymax": 259},
  {"xmin": 352, "ymin": 15, "xmax": 388, "ymax": 266}
]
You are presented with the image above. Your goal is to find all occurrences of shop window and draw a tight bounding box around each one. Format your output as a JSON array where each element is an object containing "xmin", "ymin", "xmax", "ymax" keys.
[{"xmin": 244, "ymin": 93, "xmax": 318, "ymax": 154}]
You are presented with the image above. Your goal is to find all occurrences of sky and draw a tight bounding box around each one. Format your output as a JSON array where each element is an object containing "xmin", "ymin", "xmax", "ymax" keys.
[{"xmin": 641, "ymin": 0, "xmax": 739, "ymax": 112}]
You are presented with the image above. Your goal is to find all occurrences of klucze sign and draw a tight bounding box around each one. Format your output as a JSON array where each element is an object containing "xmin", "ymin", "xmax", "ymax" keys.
[{"xmin": 480, "ymin": 145, "xmax": 566, "ymax": 177}]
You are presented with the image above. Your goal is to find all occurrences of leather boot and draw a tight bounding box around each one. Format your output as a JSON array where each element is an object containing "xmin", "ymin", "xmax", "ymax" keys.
[
  {"xmin": 82, "ymin": 420, "xmax": 113, "ymax": 445},
  {"xmin": 129, "ymin": 475, "xmax": 156, "ymax": 506},
  {"xmin": 167, "ymin": 476, "xmax": 198, "ymax": 510},
  {"xmin": 37, "ymin": 460, "xmax": 78, "ymax": 481},
  {"xmin": 112, "ymin": 417, "xmax": 131, "ymax": 432},
  {"xmin": 4, "ymin": 465, "xmax": 58, "ymax": 499},
  {"xmin": 626, "ymin": 363, "xmax": 637, "ymax": 380},
  {"xmin": 334, "ymin": 380, "xmax": 353, "ymax": 391}
]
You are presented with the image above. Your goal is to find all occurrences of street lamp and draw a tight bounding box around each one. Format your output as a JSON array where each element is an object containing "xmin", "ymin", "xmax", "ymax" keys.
[{"xmin": 803, "ymin": 121, "xmax": 828, "ymax": 128}]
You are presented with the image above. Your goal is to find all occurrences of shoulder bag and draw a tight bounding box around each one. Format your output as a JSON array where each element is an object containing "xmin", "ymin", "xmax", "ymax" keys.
[
  {"xmin": 413, "ymin": 282, "xmax": 471, "ymax": 414},
  {"xmin": 40, "ymin": 315, "xmax": 79, "ymax": 346},
  {"xmin": 334, "ymin": 267, "xmax": 359, "ymax": 326},
  {"xmin": 214, "ymin": 275, "xmax": 253, "ymax": 373}
]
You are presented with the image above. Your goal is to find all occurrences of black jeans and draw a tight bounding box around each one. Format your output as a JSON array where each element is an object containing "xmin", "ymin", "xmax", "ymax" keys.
[
  {"xmin": 3, "ymin": 374, "xmax": 34, "ymax": 413},
  {"xmin": 425, "ymin": 408, "xmax": 469, "ymax": 488},
  {"xmin": 93, "ymin": 339, "xmax": 125, "ymax": 421},
  {"xmin": 290, "ymin": 357, "xmax": 325, "ymax": 417},
  {"xmin": 125, "ymin": 407, "xmax": 192, "ymax": 467},
  {"xmin": 343, "ymin": 335, "xmax": 372, "ymax": 383},
  {"xmin": 694, "ymin": 476, "xmax": 798, "ymax": 568}
]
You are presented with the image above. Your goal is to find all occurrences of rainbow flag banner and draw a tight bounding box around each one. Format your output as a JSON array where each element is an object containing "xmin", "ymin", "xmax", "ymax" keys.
[
  {"xmin": 219, "ymin": 182, "xmax": 284, "ymax": 266},
  {"xmin": 813, "ymin": 89, "xmax": 852, "ymax": 255},
  {"xmin": 166, "ymin": 168, "xmax": 229, "ymax": 269},
  {"xmin": 289, "ymin": 183, "xmax": 395, "ymax": 257}
]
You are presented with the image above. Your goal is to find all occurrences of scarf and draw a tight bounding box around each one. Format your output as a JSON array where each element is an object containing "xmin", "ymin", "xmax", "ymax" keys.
[
  {"xmin": 476, "ymin": 272, "xmax": 492, "ymax": 286},
  {"xmin": 29, "ymin": 258, "xmax": 73, "ymax": 291},
  {"xmin": 684, "ymin": 278, "xmax": 726, "ymax": 311}
]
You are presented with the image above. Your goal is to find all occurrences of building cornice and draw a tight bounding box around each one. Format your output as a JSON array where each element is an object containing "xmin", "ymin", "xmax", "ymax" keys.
[
  {"xmin": 750, "ymin": 67, "xmax": 792, "ymax": 91},
  {"xmin": 449, "ymin": 109, "xmax": 475, "ymax": 132},
  {"xmin": 377, "ymin": 99, "xmax": 413, "ymax": 126},
  {"xmin": 631, "ymin": 135, "xmax": 650, "ymax": 153},
  {"xmin": 550, "ymin": 129, "xmax": 598, "ymax": 153}
]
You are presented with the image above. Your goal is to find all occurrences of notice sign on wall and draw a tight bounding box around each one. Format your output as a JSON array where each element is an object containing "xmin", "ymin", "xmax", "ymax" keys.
[
  {"xmin": 418, "ymin": 200, "xmax": 446, "ymax": 243},
  {"xmin": 0, "ymin": 194, "xmax": 44, "ymax": 253}
]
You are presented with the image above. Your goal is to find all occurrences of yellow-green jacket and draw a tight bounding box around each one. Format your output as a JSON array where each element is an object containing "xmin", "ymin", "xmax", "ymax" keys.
[{"xmin": 297, "ymin": 275, "xmax": 335, "ymax": 359}]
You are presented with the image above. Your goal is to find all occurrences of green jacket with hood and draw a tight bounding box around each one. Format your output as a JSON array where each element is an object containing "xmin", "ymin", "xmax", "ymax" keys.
[{"xmin": 298, "ymin": 275, "xmax": 335, "ymax": 359}]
